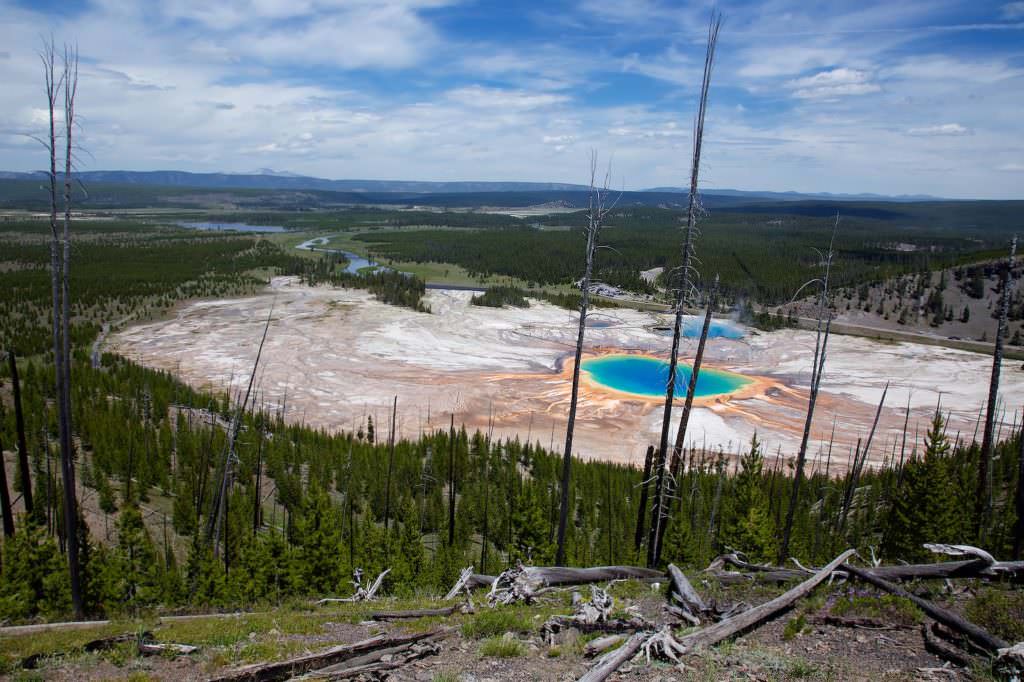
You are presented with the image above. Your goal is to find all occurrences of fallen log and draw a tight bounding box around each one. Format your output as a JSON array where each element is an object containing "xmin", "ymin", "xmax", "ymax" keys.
[
  {"xmin": 208, "ymin": 630, "xmax": 438, "ymax": 682},
  {"xmin": 842, "ymin": 563, "xmax": 1009, "ymax": 655},
  {"xmin": 369, "ymin": 606, "xmax": 457, "ymax": 621},
  {"xmin": 709, "ymin": 555, "xmax": 1024, "ymax": 582},
  {"xmin": 922, "ymin": 624, "xmax": 973, "ymax": 668},
  {"xmin": 667, "ymin": 563, "xmax": 707, "ymax": 622},
  {"xmin": 583, "ymin": 634, "xmax": 624, "ymax": 658},
  {"xmin": 578, "ymin": 630, "xmax": 650, "ymax": 682},
  {"xmin": 526, "ymin": 566, "xmax": 664, "ymax": 586},
  {"xmin": 446, "ymin": 565, "xmax": 665, "ymax": 605},
  {"xmin": 672, "ymin": 550, "xmax": 856, "ymax": 654},
  {"xmin": 443, "ymin": 566, "xmax": 495, "ymax": 601},
  {"xmin": 994, "ymin": 642, "xmax": 1024, "ymax": 679},
  {"xmin": 578, "ymin": 549, "xmax": 855, "ymax": 681},
  {"xmin": 704, "ymin": 568, "xmax": 807, "ymax": 584},
  {"xmin": 301, "ymin": 642, "xmax": 441, "ymax": 680}
]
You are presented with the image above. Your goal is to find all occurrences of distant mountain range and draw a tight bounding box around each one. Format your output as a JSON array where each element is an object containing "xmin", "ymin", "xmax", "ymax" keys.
[
  {"xmin": 0, "ymin": 169, "xmax": 946, "ymax": 202},
  {"xmin": 644, "ymin": 187, "xmax": 944, "ymax": 202}
]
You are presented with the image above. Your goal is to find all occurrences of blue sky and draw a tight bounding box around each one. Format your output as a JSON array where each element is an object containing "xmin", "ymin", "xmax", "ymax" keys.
[{"xmin": 1, "ymin": 0, "xmax": 1022, "ymax": 198}]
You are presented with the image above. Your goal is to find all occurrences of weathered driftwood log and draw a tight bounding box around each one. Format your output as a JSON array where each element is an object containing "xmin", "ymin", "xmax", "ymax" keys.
[
  {"xmin": 994, "ymin": 642, "xmax": 1024, "ymax": 679},
  {"xmin": 488, "ymin": 565, "xmax": 665, "ymax": 605},
  {"xmin": 446, "ymin": 565, "xmax": 665, "ymax": 604},
  {"xmin": 527, "ymin": 566, "xmax": 664, "ymax": 586},
  {"xmin": 369, "ymin": 605, "xmax": 457, "ymax": 621},
  {"xmin": 299, "ymin": 641, "xmax": 441, "ymax": 680},
  {"xmin": 707, "ymin": 546, "xmax": 1024, "ymax": 582},
  {"xmin": 578, "ymin": 630, "xmax": 651, "ymax": 682},
  {"xmin": 671, "ymin": 550, "xmax": 856, "ymax": 654},
  {"xmin": 584, "ymin": 634, "xmax": 625, "ymax": 658},
  {"xmin": 704, "ymin": 568, "xmax": 807, "ymax": 584},
  {"xmin": 578, "ymin": 550, "xmax": 855, "ymax": 681},
  {"xmin": 208, "ymin": 630, "xmax": 438, "ymax": 682},
  {"xmin": 443, "ymin": 566, "xmax": 495, "ymax": 601},
  {"xmin": 667, "ymin": 563, "xmax": 707, "ymax": 623},
  {"xmin": 842, "ymin": 563, "xmax": 1009, "ymax": 654}
]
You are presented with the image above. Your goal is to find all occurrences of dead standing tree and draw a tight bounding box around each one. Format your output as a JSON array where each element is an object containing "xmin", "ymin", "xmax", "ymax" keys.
[
  {"xmin": 778, "ymin": 221, "xmax": 838, "ymax": 562},
  {"xmin": 555, "ymin": 152, "xmax": 613, "ymax": 566},
  {"xmin": 976, "ymin": 236, "xmax": 1017, "ymax": 541},
  {"xmin": 35, "ymin": 38, "xmax": 84, "ymax": 619},
  {"xmin": 648, "ymin": 14, "xmax": 721, "ymax": 568}
]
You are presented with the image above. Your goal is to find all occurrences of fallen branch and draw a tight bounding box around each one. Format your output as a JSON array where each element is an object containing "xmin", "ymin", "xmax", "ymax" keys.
[
  {"xmin": 138, "ymin": 641, "xmax": 199, "ymax": 656},
  {"xmin": 842, "ymin": 563, "xmax": 1009, "ymax": 655},
  {"xmin": 578, "ymin": 630, "xmax": 651, "ymax": 682},
  {"xmin": 579, "ymin": 549, "xmax": 854, "ymax": 681},
  {"xmin": 667, "ymin": 563, "xmax": 707, "ymax": 624},
  {"xmin": 673, "ymin": 549, "xmax": 856, "ymax": 653},
  {"xmin": 208, "ymin": 630, "xmax": 438, "ymax": 682},
  {"xmin": 443, "ymin": 566, "xmax": 494, "ymax": 601},
  {"xmin": 300, "ymin": 642, "xmax": 441, "ymax": 680},
  {"xmin": 317, "ymin": 568, "xmax": 390, "ymax": 605},
  {"xmin": 369, "ymin": 606, "xmax": 457, "ymax": 621},
  {"xmin": 584, "ymin": 634, "xmax": 624, "ymax": 658}
]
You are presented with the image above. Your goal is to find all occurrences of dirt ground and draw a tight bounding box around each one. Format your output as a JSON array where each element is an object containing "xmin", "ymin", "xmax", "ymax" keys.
[{"xmin": 0, "ymin": 577, "xmax": 988, "ymax": 681}]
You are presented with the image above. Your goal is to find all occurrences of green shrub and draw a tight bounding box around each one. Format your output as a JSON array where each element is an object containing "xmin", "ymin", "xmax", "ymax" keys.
[
  {"xmin": 964, "ymin": 588, "xmax": 1024, "ymax": 643},
  {"xmin": 479, "ymin": 635, "xmax": 526, "ymax": 658},
  {"xmin": 460, "ymin": 608, "xmax": 532, "ymax": 639},
  {"xmin": 782, "ymin": 614, "xmax": 807, "ymax": 641}
]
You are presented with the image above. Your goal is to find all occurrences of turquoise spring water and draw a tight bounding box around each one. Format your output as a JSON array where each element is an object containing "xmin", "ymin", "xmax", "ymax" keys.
[
  {"xmin": 581, "ymin": 354, "xmax": 751, "ymax": 398},
  {"xmin": 658, "ymin": 317, "xmax": 744, "ymax": 339}
]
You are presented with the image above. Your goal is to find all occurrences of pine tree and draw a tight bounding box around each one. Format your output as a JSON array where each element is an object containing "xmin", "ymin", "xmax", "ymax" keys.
[
  {"xmin": 722, "ymin": 434, "xmax": 777, "ymax": 562},
  {"xmin": 115, "ymin": 504, "xmax": 160, "ymax": 611},
  {"xmin": 883, "ymin": 411, "xmax": 961, "ymax": 561}
]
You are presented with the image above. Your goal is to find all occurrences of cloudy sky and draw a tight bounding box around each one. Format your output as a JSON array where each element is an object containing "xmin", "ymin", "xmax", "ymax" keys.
[{"xmin": 1, "ymin": 0, "xmax": 1022, "ymax": 198}]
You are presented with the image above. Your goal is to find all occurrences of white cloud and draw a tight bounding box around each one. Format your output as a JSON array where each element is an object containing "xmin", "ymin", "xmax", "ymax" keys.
[
  {"xmin": 446, "ymin": 86, "xmax": 568, "ymax": 111},
  {"xmin": 906, "ymin": 123, "xmax": 971, "ymax": 136},
  {"xmin": 886, "ymin": 55, "xmax": 1023, "ymax": 84},
  {"xmin": 997, "ymin": 162, "xmax": 1024, "ymax": 172},
  {"xmin": 786, "ymin": 68, "xmax": 881, "ymax": 99}
]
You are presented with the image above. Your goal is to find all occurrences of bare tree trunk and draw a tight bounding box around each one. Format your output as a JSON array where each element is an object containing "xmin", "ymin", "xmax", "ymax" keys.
[
  {"xmin": 976, "ymin": 237, "xmax": 1017, "ymax": 541},
  {"xmin": 447, "ymin": 413, "xmax": 455, "ymax": 546},
  {"xmin": 7, "ymin": 351, "xmax": 33, "ymax": 515},
  {"xmin": 40, "ymin": 38, "xmax": 84, "ymax": 619},
  {"xmin": 779, "ymin": 223, "xmax": 837, "ymax": 562},
  {"xmin": 383, "ymin": 396, "xmax": 397, "ymax": 565},
  {"xmin": 649, "ymin": 16, "xmax": 720, "ymax": 568},
  {"xmin": 556, "ymin": 152, "xmax": 611, "ymax": 566},
  {"xmin": 0, "ymin": 436, "xmax": 14, "ymax": 536},
  {"xmin": 1014, "ymin": 419, "xmax": 1024, "ymax": 560},
  {"xmin": 634, "ymin": 446, "xmax": 654, "ymax": 554},
  {"xmin": 654, "ymin": 278, "xmax": 718, "ymax": 559},
  {"xmin": 59, "ymin": 45, "xmax": 82, "ymax": 618}
]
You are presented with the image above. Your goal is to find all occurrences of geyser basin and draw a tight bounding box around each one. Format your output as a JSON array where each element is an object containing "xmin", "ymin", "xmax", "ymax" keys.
[
  {"xmin": 582, "ymin": 354, "xmax": 751, "ymax": 398},
  {"xmin": 651, "ymin": 316, "xmax": 744, "ymax": 339}
]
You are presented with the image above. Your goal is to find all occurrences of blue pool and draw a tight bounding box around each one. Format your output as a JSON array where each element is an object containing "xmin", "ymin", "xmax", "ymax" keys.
[
  {"xmin": 581, "ymin": 354, "xmax": 750, "ymax": 398},
  {"xmin": 654, "ymin": 316, "xmax": 745, "ymax": 339}
]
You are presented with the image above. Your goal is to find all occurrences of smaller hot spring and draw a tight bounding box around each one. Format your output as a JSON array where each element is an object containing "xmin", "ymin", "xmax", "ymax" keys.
[
  {"xmin": 652, "ymin": 316, "xmax": 744, "ymax": 340},
  {"xmin": 581, "ymin": 354, "xmax": 751, "ymax": 398}
]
